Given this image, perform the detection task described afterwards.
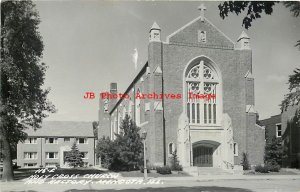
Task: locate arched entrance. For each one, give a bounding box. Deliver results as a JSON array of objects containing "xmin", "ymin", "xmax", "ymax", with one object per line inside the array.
[
  {"xmin": 192, "ymin": 140, "xmax": 220, "ymax": 167},
  {"xmin": 193, "ymin": 145, "xmax": 213, "ymax": 167}
]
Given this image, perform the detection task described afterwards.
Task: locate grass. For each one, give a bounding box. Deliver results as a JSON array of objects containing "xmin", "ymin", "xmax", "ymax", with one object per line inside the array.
[
  {"xmin": 244, "ymin": 169, "xmax": 297, "ymax": 175},
  {"xmin": 120, "ymin": 170, "xmax": 190, "ymax": 177}
]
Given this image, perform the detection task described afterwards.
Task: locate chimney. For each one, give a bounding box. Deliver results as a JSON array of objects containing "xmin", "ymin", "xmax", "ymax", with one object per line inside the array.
[
  {"xmin": 110, "ymin": 82, "xmax": 117, "ymax": 94},
  {"xmin": 109, "ymin": 83, "xmax": 118, "ymax": 112}
]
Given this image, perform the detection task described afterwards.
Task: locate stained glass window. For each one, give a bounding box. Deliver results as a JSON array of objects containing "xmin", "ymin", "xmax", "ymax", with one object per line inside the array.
[{"xmin": 186, "ymin": 60, "xmax": 219, "ymax": 125}]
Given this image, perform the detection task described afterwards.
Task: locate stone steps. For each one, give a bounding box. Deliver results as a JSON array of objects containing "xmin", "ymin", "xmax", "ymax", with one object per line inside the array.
[{"xmin": 183, "ymin": 166, "xmax": 233, "ymax": 176}]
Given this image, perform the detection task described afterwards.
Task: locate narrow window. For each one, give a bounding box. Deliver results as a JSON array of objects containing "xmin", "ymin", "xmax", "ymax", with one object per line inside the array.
[
  {"xmin": 208, "ymin": 104, "xmax": 211, "ymax": 123},
  {"xmin": 198, "ymin": 30, "xmax": 206, "ymax": 43},
  {"xmin": 204, "ymin": 103, "xmax": 207, "ymax": 124},
  {"xmin": 276, "ymin": 124, "xmax": 282, "ymax": 137},
  {"xmin": 197, "ymin": 103, "xmax": 200, "ymax": 124},
  {"xmin": 192, "ymin": 103, "xmax": 195, "ymax": 123},
  {"xmin": 233, "ymin": 142, "xmax": 238, "ymax": 156},
  {"xmin": 213, "ymin": 104, "xmax": 216, "ymax": 124},
  {"xmin": 169, "ymin": 143, "xmax": 174, "ymax": 155},
  {"xmin": 187, "ymin": 103, "xmax": 190, "ymax": 122}
]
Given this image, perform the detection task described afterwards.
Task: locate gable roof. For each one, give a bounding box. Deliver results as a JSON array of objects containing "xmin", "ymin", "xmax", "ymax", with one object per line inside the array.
[
  {"xmin": 166, "ymin": 16, "xmax": 234, "ymax": 48},
  {"xmin": 238, "ymin": 31, "xmax": 250, "ymax": 41},
  {"xmin": 24, "ymin": 121, "xmax": 94, "ymax": 137},
  {"xmin": 150, "ymin": 22, "xmax": 161, "ymax": 31}
]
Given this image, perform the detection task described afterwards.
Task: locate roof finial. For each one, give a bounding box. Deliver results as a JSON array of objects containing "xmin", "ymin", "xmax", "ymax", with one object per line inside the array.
[{"xmin": 198, "ymin": 4, "xmax": 207, "ymax": 22}]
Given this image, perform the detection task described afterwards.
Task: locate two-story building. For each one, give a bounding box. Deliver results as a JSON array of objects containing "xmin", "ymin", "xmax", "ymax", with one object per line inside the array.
[{"xmin": 17, "ymin": 121, "xmax": 95, "ymax": 168}]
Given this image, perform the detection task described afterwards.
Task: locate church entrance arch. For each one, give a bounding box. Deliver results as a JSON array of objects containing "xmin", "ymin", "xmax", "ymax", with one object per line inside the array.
[{"xmin": 192, "ymin": 140, "xmax": 220, "ymax": 167}]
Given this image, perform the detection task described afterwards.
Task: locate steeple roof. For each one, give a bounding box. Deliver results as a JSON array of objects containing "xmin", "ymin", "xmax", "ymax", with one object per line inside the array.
[
  {"xmin": 150, "ymin": 22, "xmax": 161, "ymax": 31},
  {"xmin": 238, "ymin": 31, "xmax": 250, "ymax": 41}
]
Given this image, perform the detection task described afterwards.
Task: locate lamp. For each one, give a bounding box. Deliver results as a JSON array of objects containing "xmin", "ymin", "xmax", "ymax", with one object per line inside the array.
[{"xmin": 141, "ymin": 130, "xmax": 147, "ymax": 180}]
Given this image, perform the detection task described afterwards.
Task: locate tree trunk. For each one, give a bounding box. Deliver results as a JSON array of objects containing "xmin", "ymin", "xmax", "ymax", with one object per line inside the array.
[{"xmin": 2, "ymin": 134, "xmax": 14, "ymax": 181}]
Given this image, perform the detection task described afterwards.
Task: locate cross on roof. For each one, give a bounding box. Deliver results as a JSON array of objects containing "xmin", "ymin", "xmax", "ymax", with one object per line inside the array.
[{"xmin": 198, "ymin": 4, "xmax": 207, "ymax": 21}]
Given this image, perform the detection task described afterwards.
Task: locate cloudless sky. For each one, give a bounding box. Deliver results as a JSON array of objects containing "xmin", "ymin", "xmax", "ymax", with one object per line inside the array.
[{"xmin": 34, "ymin": 1, "xmax": 300, "ymax": 122}]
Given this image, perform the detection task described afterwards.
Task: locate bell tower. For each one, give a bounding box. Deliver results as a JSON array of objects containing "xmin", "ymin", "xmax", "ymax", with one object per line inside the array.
[
  {"xmin": 236, "ymin": 31, "xmax": 251, "ymax": 50},
  {"xmin": 149, "ymin": 22, "xmax": 161, "ymax": 42}
]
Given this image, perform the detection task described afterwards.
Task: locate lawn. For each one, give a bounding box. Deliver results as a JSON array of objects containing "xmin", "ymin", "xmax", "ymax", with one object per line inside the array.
[
  {"xmin": 120, "ymin": 170, "xmax": 191, "ymax": 177},
  {"xmin": 244, "ymin": 169, "xmax": 298, "ymax": 175}
]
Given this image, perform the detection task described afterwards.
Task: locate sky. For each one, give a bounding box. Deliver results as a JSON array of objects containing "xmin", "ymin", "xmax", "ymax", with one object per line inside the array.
[{"xmin": 34, "ymin": 1, "xmax": 300, "ymax": 122}]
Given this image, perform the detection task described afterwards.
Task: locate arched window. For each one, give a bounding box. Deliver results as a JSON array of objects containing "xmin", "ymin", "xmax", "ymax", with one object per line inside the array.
[
  {"xmin": 186, "ymin": 59, "xmax": 219, "ymax": 125},
  {"xmin": 168, "ymin": 142, "xmax": 174, "ymax": 155},
  {"xmin": 135, "ymin": 88, "xmax": 141, "ymax": 126},
  {"xmin": 114, "ymin": 117, "xmax": 117, "ymax": 138},
  {"xmin": 128, "ymin": 100, "xmax": 133, "ymax": 118},
  {"xmin": 122, "ymin": 107, "xmax": 127, "ymax": 120}
]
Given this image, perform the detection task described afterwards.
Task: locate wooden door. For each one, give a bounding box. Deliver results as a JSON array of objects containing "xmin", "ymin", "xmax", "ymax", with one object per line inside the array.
[{"xmin": 193, "ymin": 146, "xmax": 213, "ymax": 167}]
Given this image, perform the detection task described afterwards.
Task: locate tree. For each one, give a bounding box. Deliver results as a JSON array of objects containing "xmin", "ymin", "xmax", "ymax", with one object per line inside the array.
[
  {"xmin": 218, "ymin": 1, "xmax": 300, "ymax": 50},
  {"xmin": 113, "ymin": 114, "xmax": 143, "ymax": 171},
  {"xmin": 265, "ymin": 137, "xmax": 284, "ymax": 166},
  {"xmin": 241, "ymin": 152, "xmax": 250, "ymax": 170},
  {"xmin": 96, "ymin": 136, "xmax": 114, "ymax": 168},
  {"xmin": 280, "ymin": 68, "xmax": 300, "ymax": 111},
  {"xmin": 64, "ymin": 142, "xmax": 84, "ymax": 168},
  {"xmin": 96, "ymin": 115, "xmax": 143, "ymax": 171},
  {"xmin": 0, "ymin": 1, "xmax": 55, "ymax": 181},
  {"xmin": 169, "ymin": 150, "xmax": 183, "ymax": 171},
  {"xmin": 283, "ymin": 109, "xmax": 300, "ymax": 168}
]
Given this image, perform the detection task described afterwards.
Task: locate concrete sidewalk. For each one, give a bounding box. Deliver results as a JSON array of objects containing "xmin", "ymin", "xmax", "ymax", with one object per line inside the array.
[{"xmin": 121, "ymin": 174, "xmax": 300, "ymax": 181}]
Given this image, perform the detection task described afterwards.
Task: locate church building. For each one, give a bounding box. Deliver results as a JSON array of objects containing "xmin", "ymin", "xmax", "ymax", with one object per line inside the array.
[{"xmin": 98, "ymin": 5, "xmax": 265, "ymax": 171}]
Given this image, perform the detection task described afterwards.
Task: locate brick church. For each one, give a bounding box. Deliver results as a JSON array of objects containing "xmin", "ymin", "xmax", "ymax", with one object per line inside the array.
[{"xmin": 98, "ymin": 5, "xmax": 265, "ymax": 171}]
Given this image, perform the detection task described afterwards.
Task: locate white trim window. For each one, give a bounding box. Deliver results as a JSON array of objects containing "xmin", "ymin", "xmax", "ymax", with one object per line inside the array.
[
  {"xmin": 77, "ymin": 138, "xmax": 88, "ymax": 144},
  {"xmin": 186, "ymin": 60, "xmax": 219, "ymax": 125},
  {"xmin": 233, "ymin": 142, "xmax": 238, "ymax": 156},
  {"xmin": 46, "ymin": 152, "xmax": 58, "ymax": 159},
  {"xmin": 64, "ymin": 138, "xmax": 70, "ymax": 142},
  {"xmin": 24, "ymin": 152, "xmax": 37, "ymax": 159},
  {"xmin": 45, "ymin": 137, "xmax": 58, "ymax": 144},
  {"xmin": 80, "ymin": 152, "xmax": 88, "ymax": 159},
  {"xmin": 25, "ymin": 137, "xmax": 37, "ymax": 144},
  {"xmin": 24, "ymin": 163, "xmax": 37, "ymax": 168},
  {"xmin": 276, "ymin": 123, "xmax": 282, "ymax": 138}
]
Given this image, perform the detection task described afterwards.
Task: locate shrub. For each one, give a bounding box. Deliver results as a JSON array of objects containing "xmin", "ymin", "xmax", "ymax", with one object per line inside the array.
[
  {"xmin": 255, "ymin": 163, "xmax": 280, "ymax": 173},
  {"xmin": 265, "ymin": 163, "xmax": 280, "ymax": 172},
  {"xmin": 265, "ymin": 137, "xmax": 284, "ymax": 166},
  {"xmin": 241, "ymin": 152, "xmax": 250, "ymax": 170},
  {"xmin": 96, "ymin": 115, "xmax": 143, "ymax": 171},
  {"xmin": 255, "ymin": 165, "xmax": 269, "ymax": 173},
  {"xmin": 156, "ymin": 166, "xmax": 172, "ymax": 175},
  {"xmin": 170, "ymin": 150, "xmax": 183, "ymax": 171}
]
